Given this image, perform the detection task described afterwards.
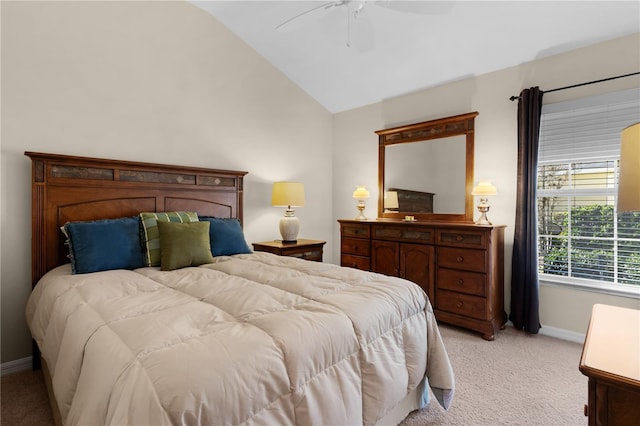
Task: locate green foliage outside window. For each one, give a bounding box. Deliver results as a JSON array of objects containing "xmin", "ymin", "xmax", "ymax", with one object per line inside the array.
[{"xmin": 539, "ymin": 204, "xmax": 640, "ymax": 285}]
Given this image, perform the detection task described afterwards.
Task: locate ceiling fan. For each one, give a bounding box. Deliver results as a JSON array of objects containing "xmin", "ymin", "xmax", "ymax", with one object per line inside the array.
[{"xmin": 275, "ymin": 1, "xmax": 451, "ymax": 51}]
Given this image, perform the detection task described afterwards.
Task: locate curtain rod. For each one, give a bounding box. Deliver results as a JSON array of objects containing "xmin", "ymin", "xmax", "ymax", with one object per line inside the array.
[{"xmin": 509, "ymin": 71, "xmax": 640, "ymax": 101}]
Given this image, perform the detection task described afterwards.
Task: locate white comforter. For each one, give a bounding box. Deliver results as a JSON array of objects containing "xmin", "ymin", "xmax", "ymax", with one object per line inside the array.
[{"xmin": 25, "ymin": 252, "xmax": 454, "ymax": 425}]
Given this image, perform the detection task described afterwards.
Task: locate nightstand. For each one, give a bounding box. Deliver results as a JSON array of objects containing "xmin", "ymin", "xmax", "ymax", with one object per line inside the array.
[
  {"xmin": 579, "ymin": 304, "xmax": 640, "ymax": 425},
  {"xmin": 252, "ymin": 239, "xmax": 326, "ymax": 262}
]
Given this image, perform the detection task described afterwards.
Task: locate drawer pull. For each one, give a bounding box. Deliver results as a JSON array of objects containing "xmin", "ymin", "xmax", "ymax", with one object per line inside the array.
[
  {"xmin": 456, "ymin": 301, "xmax": 463, "ymax": 308},
  {"xmin": 456, "ymin": 256, "xmax": 464, "ymax": 263},
  {"xmin": 456, "ymin": 235, "xmax": 464, "ymax": 241},
  {"xmin": 457, "ymin": 278, "xmax": 464, "ymax": 286}
]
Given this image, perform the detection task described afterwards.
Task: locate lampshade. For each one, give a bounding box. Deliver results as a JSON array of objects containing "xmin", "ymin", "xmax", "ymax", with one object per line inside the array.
[
  {"xmin": 472, "ymin": 180, "xmax": 498, "ymax": 196},
  {"xmin": 352, "ymin": 185, "xmax": 370, "ymax": 200},
  {"xmin": 272, "ymin": 182, "xmax": 305, "ymax": 207},
  {"xmin": 618, "ymin": 123, "xmax": 640, "ymax": 213},
  {"xmin": 384, "ymin": 191, "xmax": 399, "ymax": 209}
]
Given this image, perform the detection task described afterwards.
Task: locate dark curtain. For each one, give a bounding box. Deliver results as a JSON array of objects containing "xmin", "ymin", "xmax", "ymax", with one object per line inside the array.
[{"xmin": 509, "ymin": 87, "xmax": 542, "ymax": 334}]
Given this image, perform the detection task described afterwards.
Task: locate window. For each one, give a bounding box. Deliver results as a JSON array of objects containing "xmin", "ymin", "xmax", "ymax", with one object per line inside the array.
[{"xmin": 537, "ymin": 88, "xmax": 640, "ymax": 296}]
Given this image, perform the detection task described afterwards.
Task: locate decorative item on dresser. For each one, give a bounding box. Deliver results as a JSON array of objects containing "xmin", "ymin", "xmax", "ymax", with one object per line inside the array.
[
  {"xmin": 471, "ymin": 180, "xmax": 498, "ymax": 225},
  {"xmin": 339, "ymin": 219, "xmax": 506, "ymax": 340},
  {"xmin": 579, "ymin": 304, "xmax": 640, "ymax": 425},
  {"xmin": 352, "ymin": 185, "xmax": 370, "ymax": 220},
  {"xmin": 252, "ymin": 239, "xmax": 326, "ymax": 262}
]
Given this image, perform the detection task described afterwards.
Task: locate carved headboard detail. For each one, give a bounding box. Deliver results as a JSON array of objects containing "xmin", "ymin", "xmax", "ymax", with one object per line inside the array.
[{"xmin": 25, "ymin": 151, "xmax": 248, "ymax": 286}]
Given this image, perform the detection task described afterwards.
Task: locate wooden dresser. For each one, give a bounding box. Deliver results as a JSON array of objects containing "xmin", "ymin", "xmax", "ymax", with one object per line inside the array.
[
  {"xmin": 579, "ymin": 304, "xmax": 640, "ymax": 425},
  {"xmin": 339, "ymin": 219, "xmax": 506, "ymax": 340}
]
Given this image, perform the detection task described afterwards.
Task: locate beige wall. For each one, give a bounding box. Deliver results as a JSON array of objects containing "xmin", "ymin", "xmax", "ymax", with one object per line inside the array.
[
  {"xmin": 332, "ymin": 33, "xmax": 640, "ymax": 337},
  {"xmin": 1, "ymin": 1, "xmax": 332, "ymax": 364}
]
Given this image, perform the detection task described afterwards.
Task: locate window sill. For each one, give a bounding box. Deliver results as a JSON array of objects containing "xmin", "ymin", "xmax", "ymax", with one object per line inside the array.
[{"xmin": 540, "ymin": 275, "xmax": 640, "ymax": 299}]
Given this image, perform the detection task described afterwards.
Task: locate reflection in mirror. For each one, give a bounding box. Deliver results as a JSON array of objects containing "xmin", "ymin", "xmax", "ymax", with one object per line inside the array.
[{"xmin": 384, "ymin": 136, "xmax": 466, "ymax": 214}]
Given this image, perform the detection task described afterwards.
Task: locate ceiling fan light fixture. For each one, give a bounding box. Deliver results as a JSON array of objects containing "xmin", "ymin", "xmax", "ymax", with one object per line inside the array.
[{"xmin": 275, "ymin": 0, "xmax": 445, "ymax": 49}]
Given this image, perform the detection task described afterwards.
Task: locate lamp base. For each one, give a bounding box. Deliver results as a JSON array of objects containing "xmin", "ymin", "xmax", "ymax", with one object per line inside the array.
[
  {"xmin": 355, "ymin": 201, "xmax": 367, "ymax": 221},
  {"xmin": 475, "ymin": 203, "xmax": 492, "ymax": 225},
  {"xmin": 279, "ymin": 209, "xmax": 300, "ymax": 242}
]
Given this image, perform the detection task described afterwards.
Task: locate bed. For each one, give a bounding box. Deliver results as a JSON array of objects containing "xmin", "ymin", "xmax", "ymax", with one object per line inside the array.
[{"xmin": 24, "ymin": 152, "xmax": 454, "ymax": 426}]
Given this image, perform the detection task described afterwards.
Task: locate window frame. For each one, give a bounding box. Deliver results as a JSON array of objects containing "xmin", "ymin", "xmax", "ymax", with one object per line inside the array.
[{"xmin": 536, "ymin": 88, "xmax": 640, "ymax": 299}]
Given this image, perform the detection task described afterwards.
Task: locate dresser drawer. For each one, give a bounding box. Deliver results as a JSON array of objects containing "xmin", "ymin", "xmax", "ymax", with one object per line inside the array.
[
  {"xmin": 436, "ymin": 289, "xmax": 487, "ymax": 320},
  {"xmin": 288, "ymin": 249, "xmax": 323, "ymax": 262},
  {"xmin": 438, "ymin": 247, "xmax": 486, "ymax": 273},
  {"xmin": 437, "ymin": 268, "xmax": 486, "ymax": 296},
  {"xmin": 437, "ymin": 229, "xmax": 487, "ymax": 249},
  {"xmin": 373, "ymin": 225, "xmax": 434, "ymax": 244},
  {"xmin": 342, "ymin": 223, "xmax": 370, "ymax": 239},
  {"xmin": 341, "ymin": 254, "xmax": 371, "ymax": 271},
  {"xmin": 341, "ymin": 237, "xmax": 371, "ymax": 256}
]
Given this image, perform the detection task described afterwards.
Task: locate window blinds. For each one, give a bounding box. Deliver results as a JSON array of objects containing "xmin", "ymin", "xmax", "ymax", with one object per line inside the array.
[{"xmin": 539, "ymin": 88, "xmax": 640, "ymax": 164}]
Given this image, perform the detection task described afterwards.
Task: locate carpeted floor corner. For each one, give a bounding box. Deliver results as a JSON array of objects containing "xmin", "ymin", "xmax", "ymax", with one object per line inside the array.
[{"xmin": 1, "ymin": 367, "xmax": 54, "ymax": 426}]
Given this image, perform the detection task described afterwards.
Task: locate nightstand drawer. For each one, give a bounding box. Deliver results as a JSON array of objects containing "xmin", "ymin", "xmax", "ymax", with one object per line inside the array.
[
  {"xmin": 437, "ymin": 230, "xmax": 487, "ymax": 249},
  {"xmin": 342, "ymin": 223, "xmax": 370, "ymax": 239},
  {"xmin": 342, "ymin": 237, "xmax": 370, "ymax": 256},
  {"xmin": 341, "ymin": 254, "xmax": 370, "ymax": 271},
  {"xmin": 438, "ymin": 247, "xmax": 486, "ymax": 273},
  {"xmin": 252, "ymin": 239, "xmax": 325, "ymax": 262},
  {"xmin": 437, "ymin": 268, "xmax": 486, "ymax": 296},
  {"xmin": 436, "ymin": 289, "xmax": 487, "ymax": 320},
  {"xmin": 288, "ymin": 249, "xmax": 323, "ymax": 262}
]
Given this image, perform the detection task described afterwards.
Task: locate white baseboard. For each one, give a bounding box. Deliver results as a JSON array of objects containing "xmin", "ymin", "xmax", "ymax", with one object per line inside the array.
[
  {"xmin": 1, "ymin": 356, "xmax": 32, "ymax": 376},
  {"xmin": 505, "ymin": 321, "xmax": 585, "ymax": 344},
  {"xmin": 539, "ymin": 325, "xmax": 586, "ymax": 344}
]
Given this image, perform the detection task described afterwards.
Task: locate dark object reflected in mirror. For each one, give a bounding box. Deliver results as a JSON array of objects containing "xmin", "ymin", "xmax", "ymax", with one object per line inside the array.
[
  {"xmin": 376, "ymin": 112, "xmax": 478, "ymax": 222},
  {"xmin": 388, "ymin": 188, "xmax": 434, "ymax": 213}
]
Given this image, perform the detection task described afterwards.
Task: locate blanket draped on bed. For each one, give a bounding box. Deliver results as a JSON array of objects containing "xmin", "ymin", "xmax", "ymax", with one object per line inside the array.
[{"xmin": 25, "ymin": 252, "xmax": 454, "ymax": 425}]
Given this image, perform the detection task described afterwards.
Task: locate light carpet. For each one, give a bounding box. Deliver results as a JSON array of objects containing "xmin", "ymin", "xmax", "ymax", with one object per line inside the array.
[{"xmin": 400, "ymin": 325, "xmax": 587, "ymax": 425}]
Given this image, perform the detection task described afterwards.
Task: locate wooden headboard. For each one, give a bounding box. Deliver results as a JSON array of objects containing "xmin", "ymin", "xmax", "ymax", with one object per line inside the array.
[{"xmin": 25, "ymin": 152, "xmax": 248, "ymax": 286}]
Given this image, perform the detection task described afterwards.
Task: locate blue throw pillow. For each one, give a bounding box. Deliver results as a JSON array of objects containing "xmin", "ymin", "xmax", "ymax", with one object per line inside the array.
[
  {"xmin": 199, "ymin": 217, "xmax": 252, "ymax": 256},
  {"xmin": 64, "ymin": 217, "xmax": 146, "ymax": 274}
]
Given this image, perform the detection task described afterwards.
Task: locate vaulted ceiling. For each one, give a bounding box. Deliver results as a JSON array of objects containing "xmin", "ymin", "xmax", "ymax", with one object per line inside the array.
[{"xmin": 193, "ymin": 1, "xmax": 640, "ymax": 113}]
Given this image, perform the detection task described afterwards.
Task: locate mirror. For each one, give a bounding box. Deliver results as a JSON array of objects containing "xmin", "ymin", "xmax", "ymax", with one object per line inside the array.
[{"xmin": 376, "ymin": 112, "xmax": 478, "ymax": 222}]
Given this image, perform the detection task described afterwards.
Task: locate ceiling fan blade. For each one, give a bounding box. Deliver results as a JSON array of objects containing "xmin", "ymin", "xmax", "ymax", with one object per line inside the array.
[
  {"xmin": 275, "ymin": 1, "xmax": 345, "ymax": 32},
  {"xmin": 374, "ymin": 1, "xmax": 453, "ymax": 15}
]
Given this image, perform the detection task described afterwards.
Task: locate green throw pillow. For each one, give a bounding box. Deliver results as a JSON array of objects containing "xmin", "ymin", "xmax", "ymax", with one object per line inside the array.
[
  {"xmin": 140, "ymin": 211, "xmax": 199, "ymax": 266},
  {"xmin": 157, "ymin": 221, "xmax": 215, "ymax": 271}
]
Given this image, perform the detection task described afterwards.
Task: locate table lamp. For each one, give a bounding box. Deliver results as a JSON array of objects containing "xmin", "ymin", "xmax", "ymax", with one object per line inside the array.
[
  {"xmin": 272, "ymin": 182, "xmax": 305, "ymax": 242},
  {"xmin": 472, "ymin": 180, "xmax": 497, "ymax": 225},
  {"xmin": 353, "ymin": 185, "xmax": 370, "ymax": 220}
]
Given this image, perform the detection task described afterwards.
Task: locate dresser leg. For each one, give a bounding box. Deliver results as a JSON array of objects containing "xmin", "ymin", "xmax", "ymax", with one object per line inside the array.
[{"xmin": 481, "ymin": 333, "xmax": 495, "ymax": 341}]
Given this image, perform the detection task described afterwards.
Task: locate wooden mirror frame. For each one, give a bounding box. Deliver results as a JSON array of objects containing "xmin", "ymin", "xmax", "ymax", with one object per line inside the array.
[{"xmin": 376, "ymin": 111, "xmax": 478, "ymax": 222}]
